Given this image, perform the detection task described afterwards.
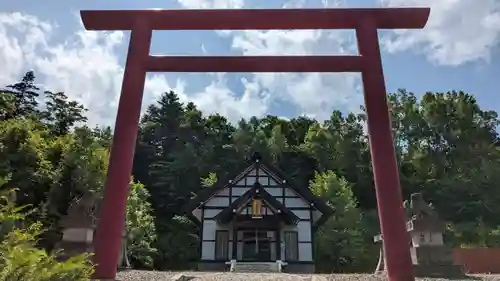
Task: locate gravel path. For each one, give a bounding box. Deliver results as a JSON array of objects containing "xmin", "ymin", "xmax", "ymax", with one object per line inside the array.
[{"xmin": 116, "ymin": 270, "xmax": 500, "ymax": 281}]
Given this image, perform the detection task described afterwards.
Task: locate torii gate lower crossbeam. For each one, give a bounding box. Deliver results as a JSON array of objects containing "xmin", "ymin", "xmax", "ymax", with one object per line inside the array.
[{"xmin": 80, "ymin": 8, "xmax": 430, "ymax": 281}]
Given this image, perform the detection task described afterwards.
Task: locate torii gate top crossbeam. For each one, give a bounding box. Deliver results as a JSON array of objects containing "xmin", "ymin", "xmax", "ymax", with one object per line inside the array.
[
  {"xmin": 80, "ymin": 8, "xmax": 430, "ymax": 30},
  {"xmin": 79, "ymin": 8, "xmax": 430, "ymax": 73}
]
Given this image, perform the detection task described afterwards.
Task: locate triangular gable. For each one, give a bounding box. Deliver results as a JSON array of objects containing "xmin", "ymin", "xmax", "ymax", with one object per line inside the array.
[
  {"xmin": 236, "ymin": 196, "xmax": 278, "ymax": 215},
  {"xmin": 214, "ymin": 182, "xmax": 299, "ymax": 225},
  {"xmin": 183, "ymin": 152, "xmax": 334, "ymax": 229}
]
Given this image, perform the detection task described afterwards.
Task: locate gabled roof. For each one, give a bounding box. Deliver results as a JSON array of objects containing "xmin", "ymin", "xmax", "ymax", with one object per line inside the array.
[
  {"xmin": 183, "ymin": 152, "xmax": 334, "ymax": 228},
  {"xmin": 214, "ymin": 182, "xmax": 300, "ymax": 225}
]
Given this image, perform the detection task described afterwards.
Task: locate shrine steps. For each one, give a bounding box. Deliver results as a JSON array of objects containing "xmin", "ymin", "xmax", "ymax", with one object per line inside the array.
[{"xmin": 227, "ymin": 261, "xmax": 286, "ymax": 273}]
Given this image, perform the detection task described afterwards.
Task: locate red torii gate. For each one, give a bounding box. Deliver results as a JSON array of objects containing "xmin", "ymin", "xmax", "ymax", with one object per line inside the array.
[{"xmin": 80, "ymin": 8, "xmax": 430, "ymax": 281}]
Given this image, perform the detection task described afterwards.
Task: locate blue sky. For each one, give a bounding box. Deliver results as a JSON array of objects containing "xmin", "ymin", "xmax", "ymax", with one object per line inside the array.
[{"xmin": 0, "ymin": 0, "xmax": 499, "ymax": 126}]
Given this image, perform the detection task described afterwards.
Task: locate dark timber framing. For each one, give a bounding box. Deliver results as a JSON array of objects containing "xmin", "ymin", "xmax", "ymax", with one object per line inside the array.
[
  {"xmin": 184, "ymin": 152, "xmax": 334, "ymax": 227},
  {"xmin": 184, "ymin": 152, "xmax": 335, "ymax": 269},
  {"xmin": 214, "ymin": 182, "xmax": 300, "ymax": 225}
]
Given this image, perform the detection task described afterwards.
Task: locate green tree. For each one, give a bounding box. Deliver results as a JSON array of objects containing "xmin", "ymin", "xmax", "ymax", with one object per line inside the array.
[
  {"xmin": 41, "ymin": 91, "xmax": 88, "ymax": 136},
  {"xmin": 0, "ymin": 118, "xmax": 53, "ymax": 208},
  {"xmin": 2, "ymin": 69, "xmax": 499, "ymax": 273},
  {"xmin": 2, "ymin": 71, "xmax": 40, "ymax": 119},
  {"xmin": 0, "ymin": 188, "xmax": 94, "ymax": 280},
  {"xmin": 388, "ymin": 90, "xmax": 500, "ymax": 225},
  {"xmin": 0, "ymin": 92, "xmax": 16, "ymax": 120},
  {"xmin": 201, "ymin": 172, "xmax": 218, "ymax": 188},
  {"xmin": 126, "ymin": 180, "xmax": 157, "ymax": 268},
  {"xmin": 310, "ymin": 171, "xmax": 366, "ymax": 272},
  {"xmin": 154, "ymin": 216, "xmax": 199, "ymax": 270}
]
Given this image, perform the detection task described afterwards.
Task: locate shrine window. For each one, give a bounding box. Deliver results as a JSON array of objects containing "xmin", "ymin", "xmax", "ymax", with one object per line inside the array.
[
  {"xmin": 215, "ymin": 230, "xmax": 229, "ymax": 260},
  {"xmin": 284, "ymin": 231, "xmax": 299, "ymax": 261}
]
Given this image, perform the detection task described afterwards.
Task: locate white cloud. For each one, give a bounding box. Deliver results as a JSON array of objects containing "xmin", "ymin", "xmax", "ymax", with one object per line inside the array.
[
  {"xmin": 189, "ymin": 74, "xmax": 271, "ymax": 120},
  {"xmin": 174, "ymin": 0, "xmax": 364, "ymax": 121},
  {"xmin": 227, "ymin": 28, "xmax": 362, "ymax": 120},
  {"xmin": 0, "ymin": 12, "xmax": 130, "ymax": 125},
  {"xmin": 4, "ymin": 0, "xmax": 495, "ymax": 127},
  {"xmin": 34, "ymin": 30, "xmax": 126, "ymax": 126},
  {"xmin": 0, "ymin": 0, "xmax": 373, "ymax": 127},
  {"xmin": 0, "ymin": 11, "xmax": 257, "ymax": 126},
  {"xmin": 0, "ymin": 13, "xmax": 51, "ymax": 85},
  {"xmin": 144, "ymin": 73, "xmax": 270, "ymax": 121},
  {"xmin": 380, "ymin": 0, "xmax": 500, "ymax": 66}
]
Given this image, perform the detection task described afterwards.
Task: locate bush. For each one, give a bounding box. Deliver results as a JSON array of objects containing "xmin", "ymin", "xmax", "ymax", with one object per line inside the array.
[
  {"xmin": 309, "ymin": 171, "xmax": 366, "ymax": 272},
  {"xmin": 126, "ymin": 180, "xmax": 158, "ymax": 269},
  {"xmin": 0, "ymin": 189, "xmax": 95, "ymax": 281}
]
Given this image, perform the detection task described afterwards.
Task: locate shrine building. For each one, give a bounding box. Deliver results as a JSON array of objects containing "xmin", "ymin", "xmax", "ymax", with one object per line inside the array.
[{"xmin": 184, "ymin": 152, "xmax": 334, "ymax": 273}]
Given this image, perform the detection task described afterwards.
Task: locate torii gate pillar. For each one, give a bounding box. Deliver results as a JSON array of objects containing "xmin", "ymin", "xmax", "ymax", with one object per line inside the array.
[{"xmin": 80, "ymin": 8, "xmax": 430, "ymax": 281}]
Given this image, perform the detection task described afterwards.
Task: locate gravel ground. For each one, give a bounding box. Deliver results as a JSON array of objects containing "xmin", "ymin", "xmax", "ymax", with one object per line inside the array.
[{"xmin": 116, "ymin": 270, "xmax": 500, "ymax": 281}]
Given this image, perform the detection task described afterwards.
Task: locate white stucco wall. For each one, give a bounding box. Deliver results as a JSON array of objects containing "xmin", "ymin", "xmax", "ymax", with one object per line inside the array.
[
  {"xmin": 205, "ymin": 196, "xmax": 230, "ymax": 207},
  {"xmin": 198, "ymin": 164, "xmax": 321, "ymax": 262},
  {"xmin": 281, "ymin": 214, "xmax": 313, "ymax": 262},
  {"xmin": 201, "ymin": 219, "xmax": 217, "ymax": 259},
  {"xmin": 201, "ymin": 220, "xmax": 234, "ymax": 260}
]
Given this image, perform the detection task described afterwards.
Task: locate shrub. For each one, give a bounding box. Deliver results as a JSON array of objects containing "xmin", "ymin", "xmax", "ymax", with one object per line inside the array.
[
  {"xmin": 126, "ymin": 180, "xmax": 158, "ymax": 269},
  {"xmin": 0, "ymin": 188, "xmax": 95, "ymax": 281}
]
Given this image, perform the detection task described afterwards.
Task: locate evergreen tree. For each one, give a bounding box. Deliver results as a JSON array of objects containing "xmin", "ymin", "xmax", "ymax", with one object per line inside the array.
[
  {"xmin": 2, "ymin": 71, "xmax": 40, "ymax": 119},
  {"xmin": 41, "ymin": 91, "xmax": 88, "ymax": 136}
]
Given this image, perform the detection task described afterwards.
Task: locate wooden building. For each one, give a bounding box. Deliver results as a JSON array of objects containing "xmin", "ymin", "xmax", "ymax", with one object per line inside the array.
[{"xmin": 184, "ymin": 152, "xmax": 334, "ymax": 273}]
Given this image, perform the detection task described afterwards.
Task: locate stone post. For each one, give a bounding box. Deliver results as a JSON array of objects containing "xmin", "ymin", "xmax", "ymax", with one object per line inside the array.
[
  {"xmin": 374, "ymin": 234, "xmax": 385, "ymax": 273},
  {"xmin": 374, "ymin": 193, "xmax": 465, "ymax": 277},
  {"xmin": 117, "ymin": 227, "xmax": 131, "ymax": 269},
  {"xmin": 56, "ymin": 191, "xmax": 97, "ymax": 260}
]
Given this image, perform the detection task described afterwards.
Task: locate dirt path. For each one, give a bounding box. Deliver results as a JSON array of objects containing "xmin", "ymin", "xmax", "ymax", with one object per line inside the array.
[{"xmin": 116, "ymin": 270, "xmax": 499, "ymax": 281}]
